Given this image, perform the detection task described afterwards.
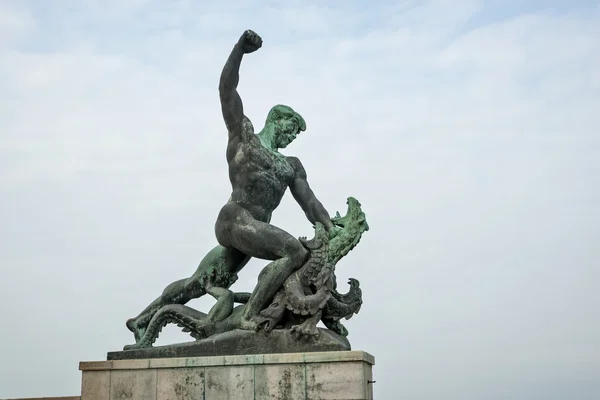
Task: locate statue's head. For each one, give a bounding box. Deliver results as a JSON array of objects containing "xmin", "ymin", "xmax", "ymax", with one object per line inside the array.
[{"xmin": 265, "ymin": 104, "xmax": 306, "ymax": 149}]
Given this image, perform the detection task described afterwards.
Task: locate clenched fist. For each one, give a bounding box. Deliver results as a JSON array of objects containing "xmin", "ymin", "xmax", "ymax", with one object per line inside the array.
[{"xmin": 239, "ymin": 29, "xmax": 262, "ymax": 54}]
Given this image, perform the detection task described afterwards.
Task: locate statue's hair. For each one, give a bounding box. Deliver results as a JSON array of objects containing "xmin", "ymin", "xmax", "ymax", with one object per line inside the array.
[{"xmin": 266, "ymin": 104, "xmax": 306, "ymax": 131}]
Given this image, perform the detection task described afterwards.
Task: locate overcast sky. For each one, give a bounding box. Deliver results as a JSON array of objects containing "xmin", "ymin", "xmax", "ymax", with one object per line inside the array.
[{"xmin": 1, "ymin": 0, "xmax": 599, "ymax": 399}]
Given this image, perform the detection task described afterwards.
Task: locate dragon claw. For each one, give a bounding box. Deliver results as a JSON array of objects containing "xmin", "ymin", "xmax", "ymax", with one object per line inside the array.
[{"xmin": 290, "ymin": 321, "xmax": 320, "ymax": 340}]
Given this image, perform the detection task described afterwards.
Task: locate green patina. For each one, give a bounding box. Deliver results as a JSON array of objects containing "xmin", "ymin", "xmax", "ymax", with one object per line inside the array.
[{"xmin": 121, "ymin": 30, "xmax": 369, "ymax": 355}]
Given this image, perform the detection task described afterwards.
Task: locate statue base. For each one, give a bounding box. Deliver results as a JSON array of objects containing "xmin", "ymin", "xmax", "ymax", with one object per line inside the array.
[
  {"xmin": 108, "ymin": 328, "xmax": 350, "ymax": 360},
  {"xmin": 80, "ymin": 350, "xmax": 375, "ymax": 399}
]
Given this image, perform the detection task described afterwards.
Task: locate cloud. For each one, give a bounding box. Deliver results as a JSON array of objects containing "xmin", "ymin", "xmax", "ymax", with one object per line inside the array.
[
  {"xmin": 1, "ymin": 1, "xmax": 599, "ymax": 399},
  {"xmin": 0, "ymin": 2, "xmax": 35, "ymax": 40}
]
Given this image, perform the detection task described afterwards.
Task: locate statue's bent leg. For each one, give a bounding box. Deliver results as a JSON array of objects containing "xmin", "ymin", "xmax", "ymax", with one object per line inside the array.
[
  {"xmin": 126, "ymin": 278, "xmax": 203, "ymax": 342},
  {"xmin": 205, "ymin": 285, "xmax": 235, "ymax": 322},
  {"xmin": 189, "ymin": 245, "xmax": 250, "ymax": 281},
  {"xmin": 233, "ymin": 292, "xmax": 251, "ymax": 303},
  {"xmin": 215, "ymin": 203, "xmax": 309, "ymax": 330},
  {"xmin": 126, "ymin": 245, "xmax": 249, "ymax": 342}
]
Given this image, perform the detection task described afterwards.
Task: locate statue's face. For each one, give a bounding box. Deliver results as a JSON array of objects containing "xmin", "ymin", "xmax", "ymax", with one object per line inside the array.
[{"xmin": 274, "ymin": 117, "xmax": 301, "ymax": 149}]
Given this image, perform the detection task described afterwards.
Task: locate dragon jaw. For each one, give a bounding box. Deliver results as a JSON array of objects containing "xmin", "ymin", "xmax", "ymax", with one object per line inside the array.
[{"xmin": 328, "ymin": 197, "xmax": 369, "ymax": 265}]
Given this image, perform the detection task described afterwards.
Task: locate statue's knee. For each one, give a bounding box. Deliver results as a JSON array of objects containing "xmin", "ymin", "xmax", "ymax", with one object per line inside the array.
[
  {"xmin": 257, "ymin": 267, "xmax": 269, "ymax": 281},
  {"xmin": 221, "ymin": 290, "xmax": 234, "ymax": 303},
  {"xmin": 288, "ymin": 243, "xmax": 309, "ymax": 267}
]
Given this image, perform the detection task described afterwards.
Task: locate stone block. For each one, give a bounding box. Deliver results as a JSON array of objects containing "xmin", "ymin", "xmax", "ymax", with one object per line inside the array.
[
  {"xmin": 306, "ymin": 361, "xmax": 367, "ymax": 400},
  {"xmin": 81, "ymin": 370, "xmax": 109, "ymax": 400},
  {"xmin": 204, "ymin": 365, "xmax": 254, "ymax": 399},
  {"xmin": 262, "ymin": 352, "xmax": 305, "ymax": 364},
  {"xmin": 254, "ymin": 363, "xmax": 306, "ymax": 400},
  {"xmin": 109, "ymin": 369, "xmax": 157, "ymax": 400},
  {"xmin": 156, "ymin": 368, "xmax": 205, "ymax": 400}
]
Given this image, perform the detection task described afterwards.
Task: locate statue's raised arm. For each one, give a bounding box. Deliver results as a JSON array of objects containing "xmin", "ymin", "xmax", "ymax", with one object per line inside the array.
[{"xmin": 219, "ymin": 30, "xmax": 262, "ymax": 140}]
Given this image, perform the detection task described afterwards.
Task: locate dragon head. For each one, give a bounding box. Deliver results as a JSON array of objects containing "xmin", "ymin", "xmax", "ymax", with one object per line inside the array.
[
  {"xmin": 347, "ymin": 277, "xmax": 360, "ymax": 288},
  {"xmin": 328, "ymin": 197, "xmax": 369, "ymax": 265}
]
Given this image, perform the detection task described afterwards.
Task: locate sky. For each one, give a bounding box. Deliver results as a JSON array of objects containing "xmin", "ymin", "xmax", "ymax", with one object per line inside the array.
[{"xmin": 0, "ymin": 0, "xmax": 599, "ymax": 399}]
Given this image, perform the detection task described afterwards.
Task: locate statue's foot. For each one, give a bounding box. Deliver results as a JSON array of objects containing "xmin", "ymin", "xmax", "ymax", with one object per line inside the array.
[
  {"xmin": 126, "ymin": 318, "xmax": 146, "ymax": 342},
  {"xmin": 290, "ymin": 320, "xmax": 320, "ymax": 340},
  {"xmin": 123, "ymin": 341, "xmax": 151, "ymax": 351}
]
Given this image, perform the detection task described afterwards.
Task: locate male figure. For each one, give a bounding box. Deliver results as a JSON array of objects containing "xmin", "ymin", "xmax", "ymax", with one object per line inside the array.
[
  {"xmin": 216, "ymin": 29, "xmax": 339, "ymax": 329},
  {"xmin": 126, "ymin": 29, "xmax": 337, "ymax": 339}
]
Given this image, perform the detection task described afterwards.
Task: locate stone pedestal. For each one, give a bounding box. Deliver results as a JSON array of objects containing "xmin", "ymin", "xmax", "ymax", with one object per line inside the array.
[{"xmin": 80, "ymin": 350, "xmax": 375, "ymax": 400}]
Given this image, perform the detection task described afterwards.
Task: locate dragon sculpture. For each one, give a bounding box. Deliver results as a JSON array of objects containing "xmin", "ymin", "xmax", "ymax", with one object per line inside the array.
[{"xmin": 123, "ymin": 197, "xmax": 368, "ymax": 350}]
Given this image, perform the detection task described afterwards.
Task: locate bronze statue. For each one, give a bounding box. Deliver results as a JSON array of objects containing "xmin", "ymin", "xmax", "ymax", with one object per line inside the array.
[{"xmin": 122, "ymin": 30, "xmax": 367, "ymax": 355}]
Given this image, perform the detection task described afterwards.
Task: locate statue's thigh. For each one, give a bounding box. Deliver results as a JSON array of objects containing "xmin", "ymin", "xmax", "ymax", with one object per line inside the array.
[
  {"xmin": 229, "ymin": 218, "xmax": 301, "ymax": 261},
  {"xmin": 190, "ymin": 245, "xmax": 249, "ymax": 281}
]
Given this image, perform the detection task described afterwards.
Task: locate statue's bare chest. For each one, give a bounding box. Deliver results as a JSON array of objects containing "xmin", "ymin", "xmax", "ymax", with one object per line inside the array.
[{"xmin": 231, "ymin": 141, "xmax": 295, "ymax": 184}]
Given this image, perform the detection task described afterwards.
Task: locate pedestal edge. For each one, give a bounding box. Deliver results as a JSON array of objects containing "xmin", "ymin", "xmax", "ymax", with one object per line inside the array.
[{"xmin": 79, "ymin": 350, "xmax": 375, "ymax": 371}]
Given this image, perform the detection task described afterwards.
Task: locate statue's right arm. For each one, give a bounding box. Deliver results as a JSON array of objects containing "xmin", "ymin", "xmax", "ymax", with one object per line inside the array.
[
  {"xmin": 219, "ymin": 30, "xmax": 262, "ymax": 141},
  {"xmin": 219, "ymin": 42, "xmax": 245, "ymax": 139}
]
